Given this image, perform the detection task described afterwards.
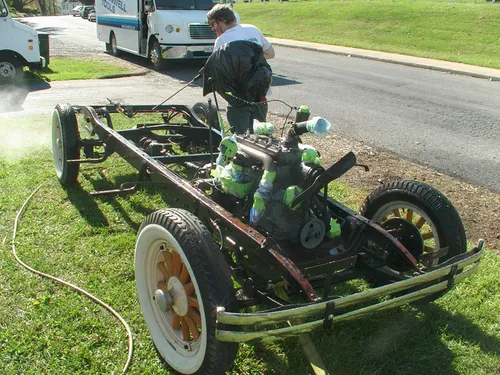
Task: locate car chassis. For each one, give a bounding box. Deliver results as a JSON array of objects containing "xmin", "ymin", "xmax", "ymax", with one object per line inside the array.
[{"xmin": 51, "ymin": 101, "xmax": 484, "ymax": 375}]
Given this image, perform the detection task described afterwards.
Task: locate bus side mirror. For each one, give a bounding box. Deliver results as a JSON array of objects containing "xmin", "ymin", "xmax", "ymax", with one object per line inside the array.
[{"xmin": 145, "ymin": 0, "xmax": 155, "ymax": 12}]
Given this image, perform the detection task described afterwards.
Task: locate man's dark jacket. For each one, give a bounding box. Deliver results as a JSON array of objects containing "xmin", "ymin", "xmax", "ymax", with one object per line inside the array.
[{"xmin": 202, "ymin": 40, "xmax": 272, "ymax": 108}]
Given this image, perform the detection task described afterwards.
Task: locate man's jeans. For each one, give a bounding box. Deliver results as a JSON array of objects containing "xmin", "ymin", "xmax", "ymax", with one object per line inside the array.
[{"xmin": 227, "ymin": 102, "xmax": 268, "ymax": 134}]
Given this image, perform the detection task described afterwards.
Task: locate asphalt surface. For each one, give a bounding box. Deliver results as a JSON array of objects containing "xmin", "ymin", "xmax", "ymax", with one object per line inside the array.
[{"xmin": 267, "ymin": 43, "xmax": 500, "ymax": 194}]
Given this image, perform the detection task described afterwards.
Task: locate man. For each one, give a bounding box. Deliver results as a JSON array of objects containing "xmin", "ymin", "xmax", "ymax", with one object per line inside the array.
[
  {"xmin": 208, "ymin": 5, "xmax": 275, "ymax": 59},
  {"xmin": 203, "ymin": 4, "xmax": 275, "ymax": 134}
]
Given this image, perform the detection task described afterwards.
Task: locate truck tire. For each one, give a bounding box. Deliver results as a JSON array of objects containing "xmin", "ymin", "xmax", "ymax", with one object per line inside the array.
[
  {"xmin": 135, "ymin": 209, "xmax": 238, "ymax": 375},
  {"xmin": 150, "ymin": 40, "xmax": 167, "ymax": 71},
  {"xmin": 51, "ymin": 103, "xmax": 80, "ymax": 187},
  {"xmin": 0, "ymin": 57, "xmax": 23, "ymax": 84},
  {"xmin": 109, "ymin": 32, "xmax": 120, "ymax": 57}
]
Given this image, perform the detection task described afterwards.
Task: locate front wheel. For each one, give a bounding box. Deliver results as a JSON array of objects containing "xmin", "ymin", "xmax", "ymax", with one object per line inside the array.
[
  {"xmin": 52, "ymin": 103, "xmax": 80, "ymax": 187},
  {"xmin": 0, "ymin": 57, "xmax": 23, "ymax": 84},
  {"xmin": 359, "ymin": 180, "xmax": 467, "ymax": 269},
  {"xmin": 135, "ymin": 209, "xmax": 238, "ymax": 375},
  {"xmin": 150, "ymin": 40, "xmax": 167, "ymax": 71}
]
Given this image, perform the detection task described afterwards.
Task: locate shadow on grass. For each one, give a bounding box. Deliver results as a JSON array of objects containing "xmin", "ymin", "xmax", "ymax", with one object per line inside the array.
[
  {"xmin": 71, "ymin": 169, "xmax": 175, "ymax": 231},
  {"xmin": 25, "ymin": 67, "xmax": 54, "ymax": 83},
  {"xmin": 81, "ymin": 170, "xmax": 147, "ymax": 231},
  {"xmin": 66, "ymin": 183, "xmax": 109, "ymax": 227},
  {"xmin": 250, "ymin": 302, "xmax": 500, "ymax": 375}
]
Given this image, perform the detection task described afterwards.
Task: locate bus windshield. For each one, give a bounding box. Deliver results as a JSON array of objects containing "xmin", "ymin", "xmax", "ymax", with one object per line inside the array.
[{"xmin": 154, "ymin": 0, "xmax": 219, "ymax": 11}]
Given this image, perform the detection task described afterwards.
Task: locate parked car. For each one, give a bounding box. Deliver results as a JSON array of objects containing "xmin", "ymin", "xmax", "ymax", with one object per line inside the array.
[
  {"xmin": 70, "ymin": 5, "xmax": 83, "ymax": 16},
  {"xmin": 88, "ymin": 10, "xmax": 96, "ymax": 22},
  {"xmin": 80, "ymin": 6, "xmax": 94, "ymax": 19}
]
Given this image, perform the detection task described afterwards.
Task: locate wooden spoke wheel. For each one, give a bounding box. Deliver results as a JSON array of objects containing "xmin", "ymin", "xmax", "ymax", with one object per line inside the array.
[
  {"xmin": 135, "ymin": 209, "xmax": 237, "ymax": 375},
  {"xmin": 372, "ymin": 201, "xmax": 439, "ymax": 260},
  {"xmin": 360, "ymin": 180, "xmax": 467, "ymax": 271}
]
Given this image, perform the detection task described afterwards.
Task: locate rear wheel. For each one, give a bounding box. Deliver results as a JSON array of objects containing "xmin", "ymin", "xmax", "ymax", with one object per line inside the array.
[
  {"xmin": 135, "ymin": 209, "xmax": 238, "ymax": 375},
  {"xmin": 109, "ymin": 32, "xmax": 120, "ymax": 56},
  {"xmin": 52, "ymin": 103, "xmax": 80, "ymax": 187},
  {"xmin": 360, "ymin": 180, "xmax": 467, "ymax": 270},
  {"xmin": 150, "ymin": 40, "xmax": 167, "ymax": 71},
  {"xmin": 193, "ymin": 101, "xmax": 219, "ymax": 130},
  {"xmin": 0, "ymin": 57, "xmax": 22, "ymax": 84}
]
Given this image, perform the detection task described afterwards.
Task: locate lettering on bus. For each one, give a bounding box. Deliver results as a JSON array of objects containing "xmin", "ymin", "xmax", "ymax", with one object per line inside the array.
[{"xmin": 102, "ymin": 0, "xmax": 127, "ymax": 13}]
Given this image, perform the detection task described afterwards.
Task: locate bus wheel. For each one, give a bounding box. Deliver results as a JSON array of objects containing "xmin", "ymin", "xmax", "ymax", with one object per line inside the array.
[
  {"xmin": 109, "ymin": 32, "xmax": 121, "ymax": 57},
  {"xmin": 150, "ymin": 40, "xmax": 167, "ymax": 71}
]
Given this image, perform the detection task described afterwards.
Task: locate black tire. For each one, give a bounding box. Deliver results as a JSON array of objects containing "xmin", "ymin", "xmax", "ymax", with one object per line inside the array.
[
  {"xmin": 135, "ymin": 209, "xmax": 238, "ymax": 375},
  {"xmin": 150, "ymin": 40, "xmax": 167, "ymax": 71},
  {"xmin": 0, "ymin": 57, "xmax": 23, "ymax": 84},
  {"xmin": 193, "ymin": 101, "xmax": 220, "ymax": 130},
  {"xmin": 359, "ymin": 180, "xmax": 467, "ymax": 269},
  {"xmin": 110, "ymin": 32, "xmax": 120, "ymax": 56},
  {"xmin": 51, "ymin": 103, "xmax": 80, "ymax": 187}
]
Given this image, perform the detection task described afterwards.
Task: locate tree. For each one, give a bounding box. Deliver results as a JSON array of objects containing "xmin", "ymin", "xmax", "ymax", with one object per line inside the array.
[
  {"xmin": 11, "ymin": 0, "xmax": 37, "ymax": 12},
  {"xmin": 37, "ymin": 0, "xmax": 59, "ymax": 15}
]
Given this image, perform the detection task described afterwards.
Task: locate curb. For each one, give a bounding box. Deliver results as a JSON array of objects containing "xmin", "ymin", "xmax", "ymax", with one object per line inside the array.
[{"xmin": 269, "ymin": 39, "xmax": 500, "ymax": 82}]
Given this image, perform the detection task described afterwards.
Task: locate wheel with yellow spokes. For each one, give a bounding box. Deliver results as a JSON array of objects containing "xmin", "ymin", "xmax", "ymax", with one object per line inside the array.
[
  {"xmin": 359, "ymin": 180, "xmax": 467, "ymax": 272},
  {"xmin": 135, "ymin": 209, "xmax": 237, "ymax": 375}
]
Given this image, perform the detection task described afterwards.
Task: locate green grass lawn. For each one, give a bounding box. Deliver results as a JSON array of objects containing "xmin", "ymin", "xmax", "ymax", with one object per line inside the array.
[
  {"xmin": 234, "ymin": 0, "xmax": 500, "ymax": 69},
  {"xmin": 27, "ymin": 59, "xmax": 132, "ymax": 81},
  {"xmin": 0, "ymin": 113, "xmax": 499, "ymax": 374}
]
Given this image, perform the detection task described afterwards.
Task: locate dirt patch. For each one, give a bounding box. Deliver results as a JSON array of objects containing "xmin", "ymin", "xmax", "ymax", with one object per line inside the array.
[{"xmin": 267, "ymin": 113, "xmax": 500, "ymax": 251}]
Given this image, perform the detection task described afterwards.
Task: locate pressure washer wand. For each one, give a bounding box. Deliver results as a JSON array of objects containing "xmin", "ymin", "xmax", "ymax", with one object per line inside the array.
[{"xmin": 153, "ymin": 68, "xmax": 204, "ymax": 111}]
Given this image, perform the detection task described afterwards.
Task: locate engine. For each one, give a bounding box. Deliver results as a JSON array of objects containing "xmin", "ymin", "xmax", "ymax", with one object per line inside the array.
[{"xmin": 196, "ymin": 116, "xmax": 346, "ymax": 250}]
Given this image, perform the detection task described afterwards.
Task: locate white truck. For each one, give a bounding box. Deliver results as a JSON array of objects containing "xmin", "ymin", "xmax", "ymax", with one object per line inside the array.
[
  {"xmin": 96, "ymin": 0, "xmax": 230, "ymax": 70},
  {"xmin": 0, "ymin": 0, "xmax": 49, "ymax": 83}
]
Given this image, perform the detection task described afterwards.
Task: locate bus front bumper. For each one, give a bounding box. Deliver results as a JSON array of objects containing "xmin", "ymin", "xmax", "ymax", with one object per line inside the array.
[
  {"xmin": 27, "ymin": 56, "xmax": 47, "ymax": 70},
  {"xmin": 160, "ymin": 44, "xmax": 214, "ymax": 60}
]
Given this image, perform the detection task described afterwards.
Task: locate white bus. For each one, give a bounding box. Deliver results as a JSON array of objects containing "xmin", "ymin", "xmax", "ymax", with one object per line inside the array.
[{"xmin": 96, "ymin": 0, "xmax": 230, "ymax": 70}]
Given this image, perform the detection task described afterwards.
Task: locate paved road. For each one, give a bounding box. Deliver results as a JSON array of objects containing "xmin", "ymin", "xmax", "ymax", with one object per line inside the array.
[
  {"xmin": 4, "ymin": 15, "xmax": 500, "ymax": 193},
  {"xmin": 272, "ymin": 47, "xmax": 500, "ymax": 194}
]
